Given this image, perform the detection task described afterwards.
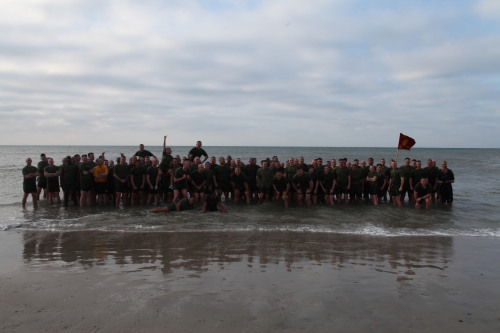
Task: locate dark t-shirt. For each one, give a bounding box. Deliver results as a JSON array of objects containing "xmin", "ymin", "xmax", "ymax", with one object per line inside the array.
[
  {"xmin": 244, "ymin": 164, "xmax": 260, "ymax": 185},
  {"xmin": 411, "ymin": 168, "xmax": 425, "ymax": 186},
  {"xmin": 390, "ymin": 168, "xmax": 402, "ymax": 187},
  {"xmin": 257, "ymin": 168, "xmax": 274, "ymax": 188},
  {"xmin": 414, "ymin": 182, "xmax": 432, "ymax": 198},
  {"xmin": 273, "ymin": 177, "xmax": 288, "ymax": 192},
  {"xmin": 204, "ymin": 196, "xmax": 220, "ymax": 211},
  {"xmin": 60, "ymin": 163, "xmax": 78, "ymax": 186},
  {"xmin": 135, "ymin": 149, "xmax": 154, "ymax": 158},
  {"xmin": 320, "ymin": 172, "xmax": 335, "ymax": 189},
  {"xmin": 37, "ymin": 160, "xmax": 49, "ymax": 183},
  {"xmin": 214, "ymin": 164, "xmax": 231, "ymax": 185},
  {"xmin": 366, "ymin": 171, "xmax": 378, "ymax": 184},
  {"xmin": 231, "ymin": 173, "xmax": 247, "ymax": 188},
  {"xmin": 291, "ymin": 173, "xmax": 312, "ymax": 191},
  {"xmin": 399, "ymin": 165, "xmax": 413, "ymax": 180},
  {"xmin": 130, "ymin": 166, "xmax": 145, "ymax": 187},
  {"xmin": 44, "ymin": 165, "xmax": 60, "ymax": 188},
  {"xmin": 147, "ymin": 166, "xmax": 159, "ymax": 186},
  {"xmin": 177, "ymin": 198, "xmax": 194, "ymax": 211},
  {"xmin": 377, "ymin": 171, "xmax": 387, "ymax": 188},
  {"xmin": 79, "ymin": 162, "xmax": 93, "ymax": 188},
  {"xmin": 361, "ymin": 167, "xmax": 370, "ymax": 179},
  {"xmin": 191, "ymin": 170, "xmax": 207, "ymax": 187},
  {"xmin": 350, "ymin": 169, "xmax": 362, "ymax": 186},
  {"xmin": 423, "ymin": 167, "xmax": 439, "ymax": 184},
  {"xmin": 161, "ymin": 153, "xmax": 173, "ymax": 167},
  {"xmin": 174, "ymin": 168, "xmax": 190, "ymax": 187},
  {"xmin": 22, "ymin": 166, "xmax": 38, "ymax": 192},
  {"xmin": 437, "ymin": 169, "xmax": 455, "ymax": 183},
  {"xmin": 188, "ymin": 147, "xmax": 208, "ymax": 161},
  {"xmin": 285, "ymin": 164, "xmax": 297, "ymax": 180},
  {"xmin": 113, "ymin": 164, "xmax": 129, "ymax": 180},
  {"xmin": 336, "ymin": 167, "xmax": 351, "ymax": 185}
]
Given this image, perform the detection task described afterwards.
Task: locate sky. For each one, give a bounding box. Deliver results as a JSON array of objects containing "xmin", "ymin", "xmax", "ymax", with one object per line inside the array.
[{"xmin": 1, "ymin": 0, "xmax": 499, "ymax": 148}]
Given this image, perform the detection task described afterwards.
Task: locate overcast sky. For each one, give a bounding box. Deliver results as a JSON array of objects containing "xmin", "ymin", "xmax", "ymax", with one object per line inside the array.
[{"xmin": 1, "ymin": 0, "xmax": 499, "ymax": 148}]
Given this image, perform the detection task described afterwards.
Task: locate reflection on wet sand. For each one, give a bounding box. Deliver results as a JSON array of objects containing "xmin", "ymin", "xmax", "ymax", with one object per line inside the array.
[{"xmin": 22, "ymin": 230, "xmax": 453, "ymax": 276}]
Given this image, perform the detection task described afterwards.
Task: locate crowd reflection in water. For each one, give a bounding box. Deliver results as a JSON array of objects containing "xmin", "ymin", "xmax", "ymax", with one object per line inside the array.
[{"xmin": 22, "ymin": 231, "xmax": 453, "ymax": 276}]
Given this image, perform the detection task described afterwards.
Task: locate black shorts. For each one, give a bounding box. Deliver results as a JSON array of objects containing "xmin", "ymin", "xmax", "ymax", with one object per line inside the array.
[
  {"xmin": 62, "ymin": 183, "xmax": 77, "ymax": 191},
  {"xmin": 37, "ymin": 178, "xmax": 47, "ymax": 188},
  {"xmin": 174, "ymin": 183, "xmax": 188, "ymax": 191},
  {"xmin": 233, "ymin": 184, "xmax": 246, "ymax": 192},
  {"xmin": 369, "ymin": 184, "xmax": 379, "ymax": 196},
  {"xmin": 323, "ymin": 185, "xmax": 333, "ymax": 194},
  {"xmin": 295, "ymin": 186, "xmax": 310, "ymax": 194},
  {"xmin": 335, "ymin": 183, "xmax": 348, "ymax": 194},
  {"xmin": 350, "ymin": 184, "xmax": 362, "ymax": 197},
  {"xmin": 80, "ymin": 181, "xmax": 93, "ymax": 192},
  {"xmin": 217, "ymin": 183, "xmax": 232, "ymax": 192},
  {"xmin": 259, "ymin": 187, "xmax": 272, "ymax": 195},
  {"xmin": 247, "ymin": 182, "xmax": 258, "ymax": 192},
  {"xmin": 378, "ymin": 187, "xmax": 387, "ymax": 197},
  {"xmin": 95, "ymin": 182, "xmax": 107, "ymax": 195},
  {"xmin": 47, "ymin": 181, "xmax": 60, "ymax": 193},
  {"xmin": 389, "ymin": 184, "xmax": 401, "ymax": 197},
  {"xmin": 23, "ymin": 182, "xmax": 37, "ymax": 194},
  {"xmin": 115, "ymin": 181, "xmax": 129, "ymax": 193}
]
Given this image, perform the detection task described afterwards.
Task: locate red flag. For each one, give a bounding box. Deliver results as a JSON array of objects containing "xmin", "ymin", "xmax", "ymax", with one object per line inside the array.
[{"xmin": 398, "ymin": 133, "xmax": 416, "ymax": 150}]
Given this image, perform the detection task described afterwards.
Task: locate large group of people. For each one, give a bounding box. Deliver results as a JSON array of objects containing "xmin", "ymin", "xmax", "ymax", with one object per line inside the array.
[{"xmin": 22, "ymin": 137, "xmax": 455, "ymax": 211}]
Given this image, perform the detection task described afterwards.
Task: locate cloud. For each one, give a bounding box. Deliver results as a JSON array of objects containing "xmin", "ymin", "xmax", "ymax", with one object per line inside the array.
[{"xmin": 0, "ymin": 0, "xmax": 499, "ymax": 147}]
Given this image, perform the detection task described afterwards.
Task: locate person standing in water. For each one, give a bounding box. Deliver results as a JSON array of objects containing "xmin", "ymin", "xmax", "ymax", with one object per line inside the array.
[
  {"xmin": 437, "ymin": 161, "xmax": 454, "ymax": 205},
  {"xmin": 22, "ymin": 158, "xmax": 39, "ymax": 208}
]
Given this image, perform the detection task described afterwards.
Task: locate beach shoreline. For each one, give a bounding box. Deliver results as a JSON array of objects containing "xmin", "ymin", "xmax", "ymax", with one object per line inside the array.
[{"xmin": 1, "ymin": 230, "xmax": 499, "ymax": 332}]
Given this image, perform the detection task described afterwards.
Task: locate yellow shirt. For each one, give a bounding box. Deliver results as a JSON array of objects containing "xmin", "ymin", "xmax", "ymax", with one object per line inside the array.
[{"xmin": 93, "ymin": 165, "xmax": 108, "ymax": 183}]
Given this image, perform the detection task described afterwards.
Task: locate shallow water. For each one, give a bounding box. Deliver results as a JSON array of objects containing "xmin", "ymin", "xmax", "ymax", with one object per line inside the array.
[{"xmin": 2, "ymin": 145, "xmax": 500, "ymax": 238}]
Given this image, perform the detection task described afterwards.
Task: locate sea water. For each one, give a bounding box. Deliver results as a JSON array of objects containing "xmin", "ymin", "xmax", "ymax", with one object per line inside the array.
[{"xmin": 1, "ymin": 145, "xmax": 499, "ymax": 237}]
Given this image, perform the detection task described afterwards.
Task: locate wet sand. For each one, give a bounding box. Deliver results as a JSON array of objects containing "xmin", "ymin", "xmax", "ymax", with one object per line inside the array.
[{"xmin": 1, "ymin": 230, "xmax": 499, "ymax": 333}]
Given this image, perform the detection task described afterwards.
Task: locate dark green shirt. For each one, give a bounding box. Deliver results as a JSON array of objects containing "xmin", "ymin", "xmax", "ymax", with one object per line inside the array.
[
  {"xmin": 350, "ymin": 168, "xmax": 362, "ymax": 186},
  {"xmin": 335, "ymin": 167, "xmax": 351, "ymax": 185},
  {"xmin": 257, "ymin": 168, "xmax": 274, "ymax": 188},
  {"xmin": 390, "ymin": 168, "xmax": 402, "ymax": 187}
]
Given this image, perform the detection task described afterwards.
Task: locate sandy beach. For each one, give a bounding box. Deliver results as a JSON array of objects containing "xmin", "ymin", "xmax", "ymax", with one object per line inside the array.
[{"xmin": 1, "ymin": 230, "xmax": 499, "ymax": 332}]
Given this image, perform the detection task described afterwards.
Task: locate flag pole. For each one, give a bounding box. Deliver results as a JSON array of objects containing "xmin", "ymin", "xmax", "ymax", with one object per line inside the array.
[{"xmin": 395, "ymin": 148, "xmax": 399, "ymax": 165}]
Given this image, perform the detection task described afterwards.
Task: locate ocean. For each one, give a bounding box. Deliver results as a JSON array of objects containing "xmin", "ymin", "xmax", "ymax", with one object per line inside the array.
[{"xmin": 2, "ymin": 145, "xmax": 499, "ymax": 238}]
